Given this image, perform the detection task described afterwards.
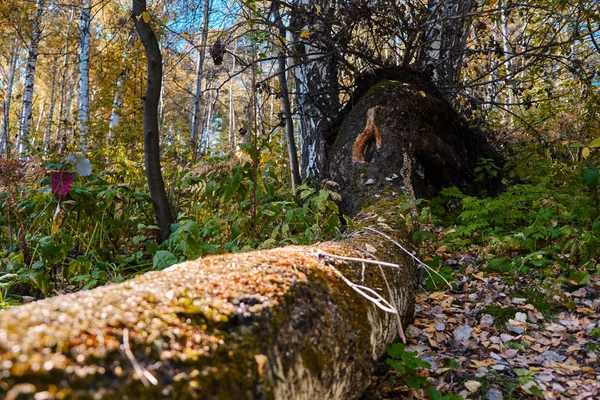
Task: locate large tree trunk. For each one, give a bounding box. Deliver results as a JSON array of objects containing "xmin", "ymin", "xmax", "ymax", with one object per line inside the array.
[
  {"xmin": 291, "ymin": 0, "xmax": 340, "ymax": 181},
  {"xmin": 416, "ymin": 0, "xmax": 477, "ymax": 92},
  {"xmin": 16, "ymin": 0, "xmax": 45, "ymax": 158},
  {"xmin": 325, "ymin": 66, "xmax": 503, "ymax": 216},
  {"xmin": 132, "ymin": 0, "xmax": 174, "ymax": 243},
  {"xmin": 0, "ymin": 200, "xmax": 415, "ymax": 399},
  {"xmin": 78, "ymin": 0, "xmax": 92, "ymax": 152}
]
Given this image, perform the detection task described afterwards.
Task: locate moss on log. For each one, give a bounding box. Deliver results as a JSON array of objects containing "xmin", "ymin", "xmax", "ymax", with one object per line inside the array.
[{"xmin": 0, "ymin": 204, "xmax": 415, "ymax": 399}]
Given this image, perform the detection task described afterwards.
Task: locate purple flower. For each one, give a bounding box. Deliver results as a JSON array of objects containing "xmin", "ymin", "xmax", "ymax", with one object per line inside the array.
[{"xmin": 51, "ymin": 172, "xmax": 74, "ymax": 201}]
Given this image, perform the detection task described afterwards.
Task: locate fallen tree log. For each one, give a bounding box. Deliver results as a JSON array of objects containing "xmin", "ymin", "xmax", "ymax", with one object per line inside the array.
[{"xmin": 0, "ymin": 201, "xmax": 416, "ymax": 400}]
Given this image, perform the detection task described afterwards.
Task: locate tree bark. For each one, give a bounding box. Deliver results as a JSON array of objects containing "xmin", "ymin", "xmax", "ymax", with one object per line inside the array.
[
  {"xmin": 78, "ymin": 0, "xmax": 92, "ymax": 152},
  {"xmin": 132, "ymin": 0, "xmax": 174, "ymax": 243},
  {"xmin": 107, "ymin": 31, "xmax": 135, "ymax": 159},
  {"xmin": 274, "ymin": 2, "xmax": 301, "ymax": 193},
  {"xmin": 1, "ymin": 41, "xmax": 19, "ymax": 159},
  {"xmin": 43, "ymin": 61, "xmax": 59, "ymax": 151},
  {"xmin": 16, "ymin": 0, "xmax": 45, "ymax": 158},
  {"xmin": 191, "ymin": 0, "xmax": 211, "ymax": 157},
  {"xmin": 55, "ymin": 8, "xmax": 75, "ymax": 152},
  {"xmin": 291, "ymin": 0, "xmax": 340, "ymax": 181},
  {"xmin": 0, "ymin": 199, "xmax": 416, "ymax": 399},
  {"xmin": 416, "ymin": 0, "xmax": 477, "ymax": 92}
]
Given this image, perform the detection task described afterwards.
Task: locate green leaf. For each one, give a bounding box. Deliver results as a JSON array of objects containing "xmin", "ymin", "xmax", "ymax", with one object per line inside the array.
[
  {"xmin": 484, "ymin": 257, "xmax": 513, "ymax": 273},
  {"xmin": 582, "ymin": 168, "xmax": 599, "ymax": 191},
  {"xmin": 403, "ymin": 373, "xmax": 427, "ymax": 390},
  {"xmin": 153, "ymin": 250, "xmax": 178, "ymax": 271},
  {"xmin": 570, "ymin": 270, "xmax": 590, "ymax": 285},
  {"xmin": 133, "ymin": 235, "xmax": 147, "ymax": 244},
  {"xmin": 386, "ymin": 342, "xmax": 405, "ymax": 358},
  {"xmin": 589, "ymin": 137, "xmax": 600, "ymax": 148}
]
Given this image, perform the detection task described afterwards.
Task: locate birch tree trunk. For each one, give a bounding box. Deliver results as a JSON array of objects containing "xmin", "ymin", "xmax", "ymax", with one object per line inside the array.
[
  {"xmin": 107, "ymin": 32, "xmax": 135, "ymax": 158},
  {"xmin": 1, "ymin": 42, "xmax": 19, "ymax": 159},
  {"xmin": 416, "ymin": 0, "xmax": 477, "ymax": 91},
  {"xmin": 43, "ymin": 62, "xmax": 58, "ymax": 151},
  {"xmin": 200, "ymin": 88, "xmax": 217, "ymax": 155},
  {"xmin": 274, "ymin": 1, "xmax": 301, "ymax": 192},
  {"xmin": 500, "ymin": 0, "xmax": 514, "ymax": 127},
  {"xmin": 190, "ymin": 0, "xmax": 211, "ymax": 156},
  {"xmin": 227, "ymin": 43, "xmax": 237, "ymax": 150},
  {"xmin": 132, "ymin": 0, "xmax": 174, "ymax": 243},
  {"xmin": 78, "ymin": 0, "xmax": 92, "ymax": 152},
  {"xmin": 55, "ymin": 9, "xmax": 75, "ymax": 152},
  {"xmin": 16, "ymin": 0, "xmax": 46, "ymax": 158},
  {"xmin": 291, "ymin": 0, "xmax": 340, "ymax": 181}
]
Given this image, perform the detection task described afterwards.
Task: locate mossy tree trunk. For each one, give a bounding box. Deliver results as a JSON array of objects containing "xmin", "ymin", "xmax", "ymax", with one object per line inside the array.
[{"xmin": 0, "ymin": 200, "xmax": 416, "ymax": 400}]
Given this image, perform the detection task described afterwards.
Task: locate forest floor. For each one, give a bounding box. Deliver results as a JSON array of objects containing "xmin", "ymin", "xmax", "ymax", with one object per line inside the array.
[{"xmin": 363, "ymin": 251, "xmax": 600, "ymax": 400}]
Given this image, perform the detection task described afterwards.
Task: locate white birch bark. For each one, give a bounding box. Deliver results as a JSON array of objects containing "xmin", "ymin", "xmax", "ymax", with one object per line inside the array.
[
  {"xmin": 17, "ymin": 0, "xmax": 46, "ymax": 158},
  {"xmin": 78, "ymin": 0, "xmax": 92, "ymax": 152},
  {"xmin": 501, "ymin": 0, "xmax": 514, "ymax": 126},
  {"xmin": 228, "ymin": 43, "xmax": 237, "ymax": 149},
  {"xmin": 291, "ymin": 0, "xmax": 339, "ymax": 180},
  {"xmin": 1, "ymin": 43, "xmax": 19, "ymax": 158},
  {"xmin": 190, "ymin": 0, "xmax": 211, "ymax": 154}
]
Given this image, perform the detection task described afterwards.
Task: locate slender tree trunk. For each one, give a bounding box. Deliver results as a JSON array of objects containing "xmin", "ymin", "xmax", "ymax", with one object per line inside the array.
[
  {"xmin": 55, "ymin": 9, "xmax": 75, "ymax": 152},
  {"xmin": 43, "ymin": 62, "xmax": 59, "ymax": 150},
  {"xmin": 500, "ymin": 0, "xmax": 514, "ymax": 127},
  {"xmin": 190, "ymin": 0, "xmax": 211, "ymax": 157},
  {"xmin": 32, "ymin": 100, "xmax": 46, "ymax": 148},
  {"xmin": 107, "ymin": 32, "xmax": 135, "ymax": 158},
  {"xmin": 228, "ymin": 44, "xmax": 237, "ymax": 150},
  {"xmin": 291, "ymin": 0, "xmax": 339, "ymax": 181},
  {"xmin": 1, "ymin": 43, "xmax": 19, "ymax": 159},
  {"xmin": 200, "ymin": 90, "xmax": 216, "ymax": 155},
  {"xmin": 17, "ymin": 0, "xmax": 46, "ymax": 158},
  {"xmin": 274, "ymin": 2, "xmax": 301, "ymax": 192},
  {"xmin": 132, "ymin": 0, "xmax": 174, "ymax": 243},
  {"xmin": 78, "ymin": 0, "xmax": 92, "ymax": 152}
]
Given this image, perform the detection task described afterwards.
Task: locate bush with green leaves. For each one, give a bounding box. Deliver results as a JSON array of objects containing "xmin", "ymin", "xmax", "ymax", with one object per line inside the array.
[{"xmin": 428, "ymin": 144, "xmax": 600, "ymax": 281}]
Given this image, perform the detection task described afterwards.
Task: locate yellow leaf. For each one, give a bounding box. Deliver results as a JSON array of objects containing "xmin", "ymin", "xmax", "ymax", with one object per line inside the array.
[
  {"xmin": 299, "ymin": 30, "xmax": 310, "ymax": 39},
  {"xmin": 316, "ymin": 5, "xmax": 321, "ymax": 13},
  {"xmin": 429, "ymin": 291, "xmax": 445, "ymax": 300},
  {"xmin": 52, "ymin": 204, "xmax": 66, "ymax": 235},
  {"xmin": 582, "ymin": 147, "xmax": 590, "ymax": 159},
  {"xmin": 141, "ymin": 11, "xmax": 150, "ymax": 23},
  {"xmin": 181, "ymin": 33, "xmax": 190, "ymax": 40},
  {"xmin": 472, "ymin": 359, "xmax": 495, "ymax": 367},
  {"xmin": 589, "ymin": 137, "xmax": 600, "ymax": 147},
  {"xmin": 419, "ymin": 90, "xmax": 426, "ymax": 97}
]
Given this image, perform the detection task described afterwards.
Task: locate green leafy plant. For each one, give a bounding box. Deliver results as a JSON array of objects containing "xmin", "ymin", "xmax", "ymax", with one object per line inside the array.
[{"xmin": 386, "ymin": 343, "xmax": 462, "ymax": 399}]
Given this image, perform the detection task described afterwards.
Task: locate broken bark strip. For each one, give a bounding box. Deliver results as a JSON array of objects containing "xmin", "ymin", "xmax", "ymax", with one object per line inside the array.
[{"xmin": 0, "ymin": 205, "xmax": 416, "ymax": 400}]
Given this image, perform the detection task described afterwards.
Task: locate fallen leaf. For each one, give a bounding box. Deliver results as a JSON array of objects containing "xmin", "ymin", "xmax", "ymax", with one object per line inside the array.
[
  {"xmin": 472, "ymin": 358, "xmax": 495, "ymax": 367},
  {"xmin": 453, "ymin": 324, "xmax": 472, "ymax": 341},
  {"xmin": 465, "ymin": 380, "xmax": 482, "ymax": 392}
]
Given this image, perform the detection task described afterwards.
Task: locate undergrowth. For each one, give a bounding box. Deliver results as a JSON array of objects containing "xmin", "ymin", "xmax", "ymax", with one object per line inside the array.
[{"xmin": 0, "ymin": 145, "xmax": 341, "ymax": 307}]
